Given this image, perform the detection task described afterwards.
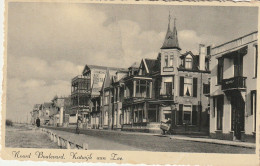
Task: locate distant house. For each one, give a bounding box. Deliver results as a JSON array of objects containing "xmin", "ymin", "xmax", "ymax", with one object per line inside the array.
[
  {"xmin": 70, "ymin": 64, "xmax": 126, "ymax": 128},
  {"xmin": 30, "ymin": 104, "xmax": 41, "ymax": 125}
]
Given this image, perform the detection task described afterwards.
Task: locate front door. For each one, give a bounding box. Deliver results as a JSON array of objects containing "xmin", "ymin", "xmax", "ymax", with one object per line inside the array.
[{"xmin": 231, "ymin": 95, "xmax": 245, "ymax": 140}]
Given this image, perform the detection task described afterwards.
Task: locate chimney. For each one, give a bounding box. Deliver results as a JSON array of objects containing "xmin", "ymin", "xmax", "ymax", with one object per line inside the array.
[{"xmin": 199, "ymin": 44, "xmax": 206, "ymax": 71}]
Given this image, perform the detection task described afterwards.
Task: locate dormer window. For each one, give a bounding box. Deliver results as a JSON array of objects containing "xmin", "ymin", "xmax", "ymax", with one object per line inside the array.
[{"xmin": 185, "ymin": 55, "xmax": 192, "ymax": 69}]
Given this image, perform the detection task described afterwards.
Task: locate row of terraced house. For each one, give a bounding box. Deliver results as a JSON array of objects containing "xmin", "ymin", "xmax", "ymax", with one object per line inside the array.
[{"xmin": 32, "ymin": 16, "xmax": 258, "ymax": 142}]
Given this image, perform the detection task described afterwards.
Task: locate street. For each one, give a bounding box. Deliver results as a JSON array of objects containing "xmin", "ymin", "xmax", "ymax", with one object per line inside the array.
[{"xmin": 43, "ymin": 126, "xmax": 255, "ymax": 154}]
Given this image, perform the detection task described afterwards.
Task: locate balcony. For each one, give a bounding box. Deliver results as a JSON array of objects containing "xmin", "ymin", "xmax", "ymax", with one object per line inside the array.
[
  {"xmin": 163, "ymin": 67, "xmax": 174, "ymax": 72},
  {"xmin": 221, "ymin": 76, "xmax": 247, "ymax": 91},
  {"xmin": 123, "ymin": 96, "xmax": 151, "ymax": 104},
  {"xmin": 72, "ymin": 75, "xmax": 90, "ymax": 83},
  {"xmin": 159, "ymin": 94, "xmax": 174, "ymax": 100},
  {"xmin": 71, "ymin": 89, "xmax": 91, "ymax": 96}
]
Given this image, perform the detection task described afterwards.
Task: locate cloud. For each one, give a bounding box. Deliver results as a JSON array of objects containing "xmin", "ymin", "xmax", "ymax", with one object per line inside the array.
[
  {"xmin": 8, "ymin": 55, "xmax": 84, "ymax": 82},
  {"xmin": 7, "ymin": 4, "xmax": 229, "ymax": 122}
]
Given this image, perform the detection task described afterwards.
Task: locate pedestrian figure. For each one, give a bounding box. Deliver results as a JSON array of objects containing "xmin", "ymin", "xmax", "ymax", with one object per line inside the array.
[
  {"xmin": 76, "ymin": 116, "xmax": 81, "ymax": 134},
  {"xmin": 36, "ymin": 117, "xmax": 40, "ymax": 127}
]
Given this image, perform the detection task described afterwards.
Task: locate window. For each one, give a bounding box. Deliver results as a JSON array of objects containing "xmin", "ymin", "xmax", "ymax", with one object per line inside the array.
[
  {"xmin": 104, "ymin": 91, "xmax": 109, "ymax": 105},
  {"xmin": 251, "ymin": 90, "xmax": 257, "ymax": 131},
  {"xmin": 217, "ymin": 58, "xmax": 224, "ymax": 84},
  {"xmin": 164, "ymin": 82, "xmax": 172, "ymax": 96},
  {"xmin": 169, "ymin": 55, "xmax": 174, "ymax": 66},
  {"xmin": 185, "ymin": 55, "xmax": 192, "ymax": 69},
  {"xmin": 164, "ymin": 111, "xmax": 171, "ymax": 120},
  {"xmin": 136, "ymin": 80, "xmax": 150, "ymax": 98},
  {"xmin": 163, "ymin": 76, "xmax": 173, "ymax": 96},
  {"xmin": 234, "ymin": 54, "xmax": 243, "ymax": 77},
  {"xmin": 184, "ymin": 78, "xmax": 192, "ymax": 96},
  {"xmin": 165, "ymin": 55, "xmax": 168, "ymax": 67},
  {"xmin": 119, "ymin": 87, "xmax": 124, "ymax": 102},
  {"xmin": 205, "ymin": 59, "xmax": 210, "ymax": 71},
  {"xmin": 254, "ymin": 45, "xmax": 258, "ymax": 78},
  {"xmin": 115, "ymin": 88, "xmax": 118, "ymax": 102}
]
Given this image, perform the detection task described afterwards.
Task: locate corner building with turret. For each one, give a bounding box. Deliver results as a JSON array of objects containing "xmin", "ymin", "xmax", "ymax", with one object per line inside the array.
[{"xmin": 120, "ymin": 16, "xmax": 211, "ymax": 134}]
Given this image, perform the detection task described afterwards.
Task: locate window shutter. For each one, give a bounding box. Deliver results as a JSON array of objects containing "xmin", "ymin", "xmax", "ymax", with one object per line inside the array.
[
  {"xmin": 179, "ymin": 104, "xmax": 183, "ymax": 125},
  {"xmin": 193, "ymin": 77, "xmax": 198, "ymax": 97},
  {"xmin": 192, "ymin": 105, "xmax": 197, "ymax": 125},
  {"xmin": 255, "ymin": 45, "xmax": 258, "ymax": 78},
  {"xmin": 250, "ymin": 90, "xmax": 256, "ymax": 116},
  {"xmin": 179, "ymin": 77, "xmax": 184, "ymax": 96},
  {"xmin": 250, "ymin": 91, "xmax": 253, "ymax": 116},
  {"xmin": 172, "ymin": 75, "xmax": 175, "ymax": 89}
]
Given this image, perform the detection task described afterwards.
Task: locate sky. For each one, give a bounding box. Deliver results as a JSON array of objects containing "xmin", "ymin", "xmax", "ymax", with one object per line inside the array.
[{"xmin": 6, "ymin": 2, "xmax": 258, "ymax": 122}]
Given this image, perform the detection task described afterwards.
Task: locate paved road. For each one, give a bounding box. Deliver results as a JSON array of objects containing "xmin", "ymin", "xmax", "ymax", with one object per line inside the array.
[{"xmin": 43, "ymin": 126, "xmax": 255, "ymax": 154}]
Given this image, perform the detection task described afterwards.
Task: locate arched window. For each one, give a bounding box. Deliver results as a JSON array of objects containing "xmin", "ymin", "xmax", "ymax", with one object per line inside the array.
[{"xmin": 185, "ymin": 55, "xmax": 192, "ymax": 69}]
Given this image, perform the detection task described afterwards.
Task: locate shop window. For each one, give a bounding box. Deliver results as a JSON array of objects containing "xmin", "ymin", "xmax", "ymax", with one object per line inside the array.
[{"xmin": 164, "ymin": 112, "xmax": 171, "ymax": 120}]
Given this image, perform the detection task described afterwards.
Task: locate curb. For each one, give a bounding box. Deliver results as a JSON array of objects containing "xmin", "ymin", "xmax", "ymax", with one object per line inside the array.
[{"xmin": 169, "ymin": 136, "xmax": 255, "ymax": 149}]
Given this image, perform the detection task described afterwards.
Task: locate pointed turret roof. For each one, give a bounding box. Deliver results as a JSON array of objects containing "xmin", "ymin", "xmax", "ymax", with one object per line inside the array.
[{"xmin": 161, "ymin": 15, "xmax": 181, "ymax": 50}]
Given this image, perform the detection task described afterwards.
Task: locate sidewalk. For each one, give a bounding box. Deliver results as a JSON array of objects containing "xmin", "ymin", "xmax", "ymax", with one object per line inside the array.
[
  {"xmin": 43, "ymin": 126, "xmax": 255, "ymax": 149},
  {"xmin": 169, "ymin": 135, "xmax": 256, "ymax": 149}
]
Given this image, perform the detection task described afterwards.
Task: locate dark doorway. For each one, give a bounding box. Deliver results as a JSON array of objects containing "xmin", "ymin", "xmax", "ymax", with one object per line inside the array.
[{"xmin": 231, "ymin": 93, "xmax": 245, "ymax": 140}]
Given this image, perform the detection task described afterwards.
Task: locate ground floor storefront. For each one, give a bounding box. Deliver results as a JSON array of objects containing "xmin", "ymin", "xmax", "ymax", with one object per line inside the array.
[{"xmin": 121, "ymin": 100, "xmax": 209, "ymax": 134}]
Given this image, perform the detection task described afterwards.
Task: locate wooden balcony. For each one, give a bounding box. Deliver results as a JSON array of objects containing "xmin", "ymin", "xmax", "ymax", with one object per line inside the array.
[
  {"xmin": 71, "ymin": 89, "xmax": 91, "ymax": 96},
  {"xmin": 221, "ymin": 76, "xmax": 247, "ymax": 91},
  {"xmin": 72, "ymin": 75, "xmax": 90, "ymax": 83}
]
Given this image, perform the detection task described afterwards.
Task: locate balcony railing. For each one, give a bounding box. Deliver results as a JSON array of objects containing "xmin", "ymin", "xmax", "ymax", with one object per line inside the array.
[
  {"xmin": 72, "ymin": 75, "xmax": 90, "ymax": 83},
  {"xmin": 159, "ymin": 94, "xmax": 174, "ymax": 100},
  {"xmin": 123, "ymin": 96, "xmax": 151, "ymax": 103},
  {"xmin": 71, "ymin": 89, "xmax": 91, "ymax": 95},
  {"xmin": 221, "ymin": 76, "xmax": 247, "ymax": 91},
  {"xmin": 163, "ymin": 67, "xmax": 174, "ymax": 72}
]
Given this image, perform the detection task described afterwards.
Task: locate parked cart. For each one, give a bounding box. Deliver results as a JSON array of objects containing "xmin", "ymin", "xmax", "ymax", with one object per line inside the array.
[{"xmin": 160, "ymin": 119, "xmax": 173, "ymax": 135}]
